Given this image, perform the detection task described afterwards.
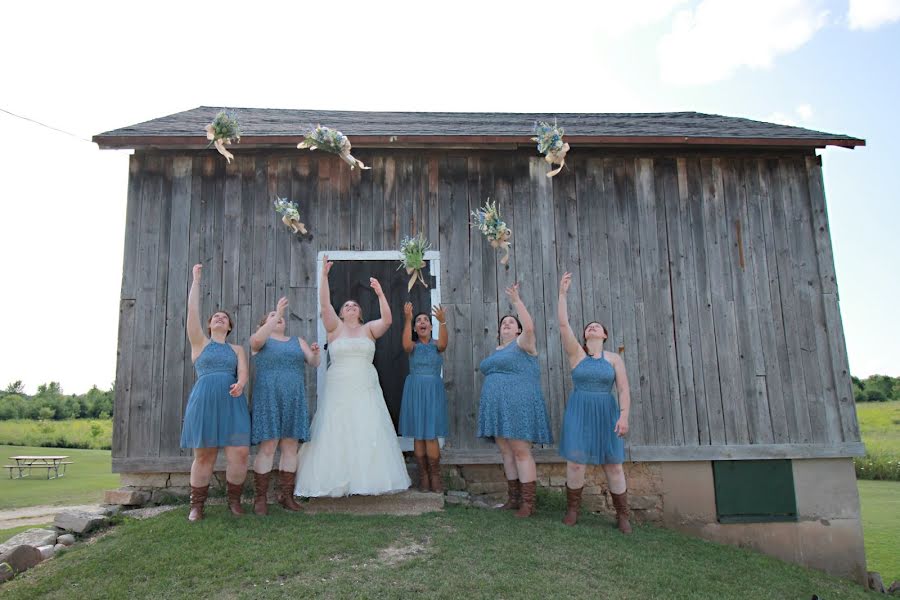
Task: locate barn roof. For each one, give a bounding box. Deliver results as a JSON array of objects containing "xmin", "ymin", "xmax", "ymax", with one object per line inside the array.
[{"xmin": 93, "ymin": 106, "xmax": 864, "ymax": 150}]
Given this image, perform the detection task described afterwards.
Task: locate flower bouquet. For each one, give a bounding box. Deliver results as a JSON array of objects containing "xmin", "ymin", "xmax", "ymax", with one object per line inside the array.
[
  {"xmin": 470, "ymin": 199, "xmax": 512, "ymax": 265},
  {"xmin": 399, "ymin": 233, "xmax": 430, "ymax": 291},
  {"xmin": 532, "ymin": 120, "xmax": 569, "ymax": 178},
  {"xmin": 273, "ymin": 197, "xmax": 307, "ymax": 235},
  {"xmin": 205, "ymin": 111, "xmax": 241, "ymax": 164},
  {"xmin": 297, "ymin": 125, "xmax": 370, "ymax": 170}
]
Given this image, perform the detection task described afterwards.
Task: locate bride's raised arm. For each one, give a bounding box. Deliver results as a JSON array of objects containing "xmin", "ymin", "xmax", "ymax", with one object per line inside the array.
[
  {"xmin": 319, "ymin": 254, "xmax": 340, "ymax": 334},
  {"xmin": 366, "ymin": 277, "xmax": 392, "ymax": 339}
]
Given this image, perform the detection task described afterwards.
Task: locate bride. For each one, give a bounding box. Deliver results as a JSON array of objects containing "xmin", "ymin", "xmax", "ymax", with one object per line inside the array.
[{"xmin": 295, "ymin": 254, "xmax": 411, "ymax": 497}]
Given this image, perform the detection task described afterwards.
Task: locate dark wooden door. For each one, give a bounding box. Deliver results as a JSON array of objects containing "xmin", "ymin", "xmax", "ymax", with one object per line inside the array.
[{"xmin": 327, "ymin": 260, "xmax": 435, "ymax": 430}]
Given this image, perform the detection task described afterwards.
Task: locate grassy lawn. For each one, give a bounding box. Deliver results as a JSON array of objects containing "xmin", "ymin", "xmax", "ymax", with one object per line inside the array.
[
  {"xmin": 0, "ymin": 501, "xmax": 872, "ymax": 600},
  {"xmin": 854, "ymin": 400, "xmax": 900, "ymax": 480},
  {"xmin": 0, "ymin": 419, "xmax": 112, "ymax": 450},
  {"xmin": 859, "ymin": 480, "xmax": 900, "ymax": 584},
  {"xmin": 0, "ymin": 445, "xmax": 118, "ymax": 510}
]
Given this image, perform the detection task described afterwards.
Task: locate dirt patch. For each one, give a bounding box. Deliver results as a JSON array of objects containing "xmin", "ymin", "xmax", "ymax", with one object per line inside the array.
[
  {"xmin": 376, "ymin": 537, "xmax": 431, "ymax": 566},
  {"xmin": 0, "ymin": 504, "xmax": 103, "ymax": 530}
]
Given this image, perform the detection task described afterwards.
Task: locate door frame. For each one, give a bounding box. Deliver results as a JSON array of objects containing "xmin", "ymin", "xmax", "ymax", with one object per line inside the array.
[{"xmin": 315, "ymin": 250, "xmax": 442, "ymax": 449}]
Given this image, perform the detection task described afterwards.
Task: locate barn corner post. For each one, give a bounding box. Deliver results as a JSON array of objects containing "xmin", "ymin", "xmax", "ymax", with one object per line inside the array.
[{"xmin": 96, "ymin": 108, "xmax": 866, "ymax": 582}]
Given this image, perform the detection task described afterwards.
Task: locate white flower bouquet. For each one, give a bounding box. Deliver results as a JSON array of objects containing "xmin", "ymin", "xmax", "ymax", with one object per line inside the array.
[
  {"xmin": 297, "ymin": 125, "xmax": 370, "ymax": 170},
  {"xmin": 532, "ymin": 120, "xmax": 569, "ymax": 178},
  {"xmin": 470, "ymin": 199, "xmax": 512, "ymax": 265},
  {"xmin": 205, "ymin": 111, "xmax": 241, "ymax": 164}
]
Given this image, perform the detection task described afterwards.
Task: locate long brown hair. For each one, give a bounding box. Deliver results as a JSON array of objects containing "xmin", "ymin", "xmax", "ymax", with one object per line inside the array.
[
  {"xmin": 207, "ymin": 310, "xmax": 234, "ymax": 337},
  {"xmin": 582, "ymin": 321, "xmax": 608, "ymax": 354}
]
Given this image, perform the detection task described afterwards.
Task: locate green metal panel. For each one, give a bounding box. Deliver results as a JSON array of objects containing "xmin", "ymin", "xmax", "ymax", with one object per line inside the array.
[{"xmin": 713, "ymin": 460, "xmax": 798, "ymax": 523}]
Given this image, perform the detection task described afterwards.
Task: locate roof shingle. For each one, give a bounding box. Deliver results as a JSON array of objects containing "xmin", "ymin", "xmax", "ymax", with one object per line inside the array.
[{"xmin": 93, "ymin": 106, "xmax": 864, "ymax": 149}]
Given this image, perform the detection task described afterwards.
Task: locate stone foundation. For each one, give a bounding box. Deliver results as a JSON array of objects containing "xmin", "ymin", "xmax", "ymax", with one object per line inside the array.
[{"xmin": 113, "ymin": 457, "xmax": 865, "ymax": 583}]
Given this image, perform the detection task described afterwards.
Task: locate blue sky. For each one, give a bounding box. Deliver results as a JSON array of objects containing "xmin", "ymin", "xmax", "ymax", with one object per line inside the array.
[{"xmin": 0, "ymin": 0, "xmax": 897, "ymax": 393}]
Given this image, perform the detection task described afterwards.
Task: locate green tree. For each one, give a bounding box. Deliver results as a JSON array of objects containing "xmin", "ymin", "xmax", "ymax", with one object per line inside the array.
[{"xmin": 4, "ymin": 380, "xmax": 25, "ymax": 395}]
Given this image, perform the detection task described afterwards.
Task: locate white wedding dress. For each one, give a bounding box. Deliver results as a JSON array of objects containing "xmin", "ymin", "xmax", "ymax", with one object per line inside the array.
[{"xmin": 295, "ymin": 337, "xmax": 411, "ymax": 497}]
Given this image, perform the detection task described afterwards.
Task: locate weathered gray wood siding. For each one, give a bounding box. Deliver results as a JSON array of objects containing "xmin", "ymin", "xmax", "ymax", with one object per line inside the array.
[{"xmin": 113, "ymin": 149, "xmax": 862, "ymax": 471}]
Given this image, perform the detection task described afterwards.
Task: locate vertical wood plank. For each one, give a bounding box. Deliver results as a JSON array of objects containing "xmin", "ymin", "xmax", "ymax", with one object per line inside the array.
[
  {"xmin": 112, "ymin": 297, "xmax": 136, "ymax": 458},
  {"xmin": 439, "ymin": 156, "xmax": 470, "ymax": 304},
  {"xmin": 529, "ymin": 158, "xmax": 564, "ymax": 443},
  {"xmin": 160, "ymin": 156, "xmax": 192, "ymax": 456},
  {"xmin": 767, "ymin": 159, "xmax": 812, "ymax": 443},
  {"xmin": 702, "ymin": 158, "xmax": 749, "ymax": 445},
  {"xmin": 667, "ymin": 158, "xmax": 701, "ymax": 445},
  {"xmin": 745, "ymin": 159, "xmax": 789, "ymax": 443},
  {"xmin": 806, "ymin": 156, "xmax": 859, "ymax": 441}
]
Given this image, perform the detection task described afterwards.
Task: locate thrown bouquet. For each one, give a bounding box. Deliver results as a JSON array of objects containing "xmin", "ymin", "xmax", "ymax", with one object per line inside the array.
[
  {"xmin": 205, "ymin": 111, "xmax": 241, "ymax": 164},
  {"xmin": 297, "ymin": 125, "xmax": 370, "ymax": 170},
  {"xmin": 273, "ymin": 197, "xmax": 307, "ymax": 235},
  {"xmin": 532, "ymin": 120, "xmax": 569, "ymax": 178},
  {"xmin": 399, "ymin": 233, "xmax": 430, "ymax": 291},
  {"xmin": 470, "ymin": 199, "xmax": 512, "ymax": 266}
]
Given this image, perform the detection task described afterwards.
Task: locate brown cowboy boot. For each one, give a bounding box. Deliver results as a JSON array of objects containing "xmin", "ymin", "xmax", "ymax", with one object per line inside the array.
[
  {"xmin": 515, "ymin": 481, "xmax": 537, "ymax": 518},
  {"xmin": 610, "ymin": 491, "xmax": 632, "ymax": 534},
  {"xmin": 428, "ymin": 456, "xmax": 444, "ymax": 493},
  {"xmin": 226, "ymin": 481, "xmax": 245, "ymax": 516},
  {"xmin": 498, "ymin": 479, "xmax": 521, "ymax": 510},
  {"xmin": 253, "ymin": 471, "xmax": 270, "ymax": 516},
  {"xmin": 188, "ymin": 484, "xmax": 209, "ymax": 522},
  {"xmin": 276, "ymin": 470, "xmax": 303, "ymax": 511},
  {"xmin": 414, "ymin": 455, "xmax": 430, "ymax": 492},
  {"xmin": 562, "ymin": 485, "xmax": 583, "ymax": 526}
]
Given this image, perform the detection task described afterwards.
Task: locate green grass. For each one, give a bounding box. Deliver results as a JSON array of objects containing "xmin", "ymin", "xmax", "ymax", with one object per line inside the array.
[
  {"xmin": 0, "ymin": 445, "xmax": 118, "ymax": 510},
  {"xmin": 0, "ymin": 502, "xmax": 872, "ymax": 600},
  {"xmin": 854, "ymin": 400, "xmax": 900, "ymax": 480},
  {"xmin": 0, "ymin": 419, "xmax": 112, "ymax": 450},
  {"xmin": 859, "ymin": 480, "xmax": 900, "ymax": 584}
]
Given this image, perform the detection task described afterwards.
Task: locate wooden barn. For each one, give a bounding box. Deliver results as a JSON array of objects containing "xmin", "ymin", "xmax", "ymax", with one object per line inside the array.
[{"xmin": 95, "ymin": 107, "xmax": 867, "ymax": 581}]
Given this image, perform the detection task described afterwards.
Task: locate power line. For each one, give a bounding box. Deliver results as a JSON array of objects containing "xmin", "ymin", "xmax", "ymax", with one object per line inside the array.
[{"xmin": 0, "ymin": 107, "xmax": 94, "ymax": 144}]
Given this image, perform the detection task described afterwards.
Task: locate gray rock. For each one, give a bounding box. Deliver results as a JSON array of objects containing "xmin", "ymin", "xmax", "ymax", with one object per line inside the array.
[
  {"xmin": 100, "ymin": 505, "xmax": 121, "ymax": 517},
  {"xmin": 0, "ymin": 528, "xmax": 57, "ymax": 554},
  {"xmin": 888, "ymin": 580, "xmax": 900, "ymax": 595},
  {"xmin": 37, "ymin": 545, "xmax": 55, "ymax": 560},
  {"xmin": 54, "ymin": 510, "xmax": 109, "ymax": 534},
  {"xmin": 0, "ymin": 545, "xmax": 42, "ymax": 575},
  {"xmin": 54, "ymin": 544, "xmax": 66, "ymax": 552},
  {"xmin": 0, "ymin": 562, "xmax": 14, "ymax": 583},
  {"xmin": 868, "ymin": 571, "xmax": 886, "ymax": 593},
  {"xmin": 103, "ymin": 488, "xmax": 150, "ymax": 506},
  {"xmin": 57, "ymin": 534, "xmax": 76, "ymax": 546}
]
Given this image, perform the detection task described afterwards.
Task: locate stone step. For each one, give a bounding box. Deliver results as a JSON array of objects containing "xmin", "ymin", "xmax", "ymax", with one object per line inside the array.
[{"xmin": 301, "ymin": 490, "xmax": 444, "ymax": 516}]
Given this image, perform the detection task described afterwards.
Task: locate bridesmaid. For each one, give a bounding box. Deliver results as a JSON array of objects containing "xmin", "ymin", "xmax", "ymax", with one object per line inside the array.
[
  {"xmin": 399, "ymin": 302, "xmax": 449, "ymax": 492},
  {"xmin": 477, "ymin": 283, "xmax": 553, "ymax": 518},
  {"xmin": 557, "ymin": 272, "xmax": 632, "ymax": 532},
  {"xmin": 249, "ymin": 296, "xmax": 321, "ymax": 515},
  {"xmin": 180, "ymin": 264, "xmax": 251, "ymax": 522}
]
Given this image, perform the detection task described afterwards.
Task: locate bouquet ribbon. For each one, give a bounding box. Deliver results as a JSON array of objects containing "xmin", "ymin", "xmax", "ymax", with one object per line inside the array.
[
  {"xmin": 297, "ymin": 139, "xmax": 371, "ymax": 170},
  {"xmin": 545, "ymin": 142, "xmax": 569, "ymax": 178},
  {"xmin": 406, "ymin": 267, "xmax": 428, "ymax": 292},
  {"xmin": 206, "ymin": 124, "xmax": 235, "ymax": 164},
  {"xmin": 282, "ymin": 214, "xmax": 307, "ymax": 235},
  {"xmin": 490, "ymin": 229, "xmax": 512, "ymax": 265}
]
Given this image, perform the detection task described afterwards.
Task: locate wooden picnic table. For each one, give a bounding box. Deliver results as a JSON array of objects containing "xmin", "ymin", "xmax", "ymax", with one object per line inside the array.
[{"xmin": 5, "ymin": 455, "xmax": 73, "ymax": 479}]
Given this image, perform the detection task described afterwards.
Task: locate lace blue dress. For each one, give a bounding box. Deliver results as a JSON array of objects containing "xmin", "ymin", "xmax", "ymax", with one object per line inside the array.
[
  {"xmin": 399, "ymin": 340, "xmax": 449, "ymax": 439},
  {"xmin": 250, "ymin": 337, "xmax": 310, "ymax": 444},
  {"xmin": 180, "ymin": 341, "xmax": 251, "ymax": 448},
  {"xmin": 559, "ymin": 352, "xmax": 625, "ymax": 464},
  {"xmin": 477, "ymin": 341, "xmax": 553, "ymax": 444}
]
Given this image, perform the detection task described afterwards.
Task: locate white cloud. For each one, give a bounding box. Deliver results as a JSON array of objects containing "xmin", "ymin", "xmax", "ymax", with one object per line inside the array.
[
  {"xmin": 763, "ymin": 104, "xmax": 815, "ymax": 126},
  {"xmin": 847, "ymin": 0, "xmax": 900, "ymax": 29},
  {"xmin": 594, "ymin": 0, "xmax": 688, "ymax": 37},
  {"xmin": 658, "ymin": 0, "xmax": 829, "ymax": 85},
  {"xmin": 796, "ymin": 103, "xmax": 814, "ymax": 120}
]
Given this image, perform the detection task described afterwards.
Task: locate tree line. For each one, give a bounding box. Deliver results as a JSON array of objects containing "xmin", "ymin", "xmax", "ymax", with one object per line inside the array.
[
  {"xmin": 0, "ymin": 380, "xmax": 114, "ymax": 420},
  {"xmin": 851, "ymin": 374, "xmax": 900, "ymax": 403}
]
